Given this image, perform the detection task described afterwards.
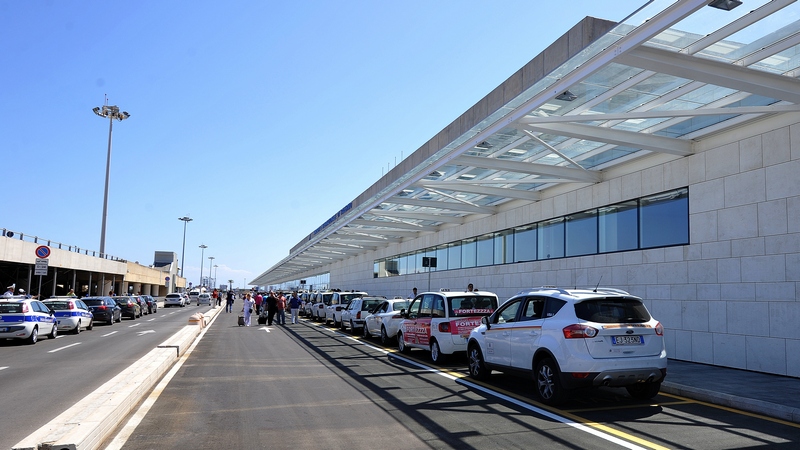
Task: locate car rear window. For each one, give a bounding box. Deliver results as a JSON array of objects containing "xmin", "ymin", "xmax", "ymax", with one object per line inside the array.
[
  {"xmin": 44, "ymin": 301, "xmax": 71, "ymax": 310},
  {"xmin": 166, "ymin": 294, "xmax": 181, "ymax": 298},
  {"xmin": 83, "ymin": 300, "xmax": 104, "ymax": 306},
  {"xmin": 574, "ymin": 297, "xmax": 651, "ymax": 323},
  {"xmin": 450, "ymin": 296, "xmax": 497, "ymax": 317},
  {"xmin": 362, "ymin": 300, "xmax": 383, "ymax": 311},
  {"xmin": 0, "ymin": 303, "xmax": 23, "ymax": 313}
]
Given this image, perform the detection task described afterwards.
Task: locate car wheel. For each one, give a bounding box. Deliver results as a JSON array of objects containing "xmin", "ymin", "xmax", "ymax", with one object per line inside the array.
[
  {"xmin": 535, "ymin": 357, "xmax": 566, "ymax": 405},
  {"xmin": 397, "ymin": 332, "xmax": 410, "ymax": 354},
  {"xmin": 430, "ymin": 340, "xmax": 446, "ymax": 363},
  {"xmin": 26, "ymin": 326, "xmax": 39, "ymax": 345},
  {"xmin": 48, "ymin": 324, "xmax": 57, "ymax": 340},
  {"xmin": 74, "ymin": 321, "xmax": 81, "ymax": 334},
  {"xmin": 468, "ymin": 344, "xmax": 490, "ymax": 381},
  {"xmin": 115, "ymin": 313, "xmax": 122, "ymax": 323},
  {"xmin": 363, "ymin": 324, "xmax": 371, "ymax": 339},
  {"xmin": 626, "ymin": 381, "xmax": 662, "ymax": 400},
  {"xmin": 380, "ymin": 326, "xmax": 391, "ymax": 346},
  {"xmin": 131, "ymin": 313, "xmax": 136, "ymax": 320},
  {"xmin": 87, "ymin": 319, "xmax": 93, "ymax": 331}
]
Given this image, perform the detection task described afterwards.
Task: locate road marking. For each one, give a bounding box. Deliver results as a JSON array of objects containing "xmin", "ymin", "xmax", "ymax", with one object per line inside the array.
[
  {"xmin": 259, "ymin": 327, "xmax": 271, "ymax": 333},
  {"xmin": 48, "ymin": 343, "xmax": 81, "ymax": 353},
  {"xmin": 129, "ymin": 323, "xmax": 141, "ymax": 328},
  {"xmin": 137, "ymin": 330, "xmax": 155, "ymax": 336},
  {"xmin": 147, "ymin": 318, "xmax": 156, "ymax": 322},
  {"xmin": 0, "ymin": 366, "xmax": 8, "ymax": 371},
  {"xmin": 102, "ymin": 331, "xmax": 119, "ymax": 337}
]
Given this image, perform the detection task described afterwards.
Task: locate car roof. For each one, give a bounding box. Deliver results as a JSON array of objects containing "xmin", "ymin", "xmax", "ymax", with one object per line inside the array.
[
  {"xmin": 420, "ymin": 290, "xmax": 498, "ymax": 298},
  {"xmin": 510, "ymin": 287, "xmax": 637, "ymax": 302}
]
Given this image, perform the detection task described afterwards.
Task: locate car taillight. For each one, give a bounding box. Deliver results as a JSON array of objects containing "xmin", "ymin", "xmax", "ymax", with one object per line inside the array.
[
  {"xmin": 68, "ymin": 301, "xmax": 76, "ymax": 310},
  {"xmin": 438, "ymin": 322, "xmax": 450, "ymax": 333},
  {"xmin": 98, "ymin": 305, "xmax": 107, "ymax": 310},
  {"xmin": 391, "ymin": 314, "xmax": 403, "ymax": 319},
  {"xmin": 562, "ymin": 324, "xmax": 598, "ymax": 339},
  {"xmin": 356, "ymin": 312, "xmax": 361, "ymax": 319},
  {"xmin": 22, "ymin": 303, "xmax": 29, "ymax": 313},
  {"xmin": 655, "ymin": 322, "xmax": 663, "ymax": 336}
]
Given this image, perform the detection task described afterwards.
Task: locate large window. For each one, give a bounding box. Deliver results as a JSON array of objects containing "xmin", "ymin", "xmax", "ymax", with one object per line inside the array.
[
  {"xmin": 599, "ymin": 201, "xmax": 638, "ymax": 252},
  {"xmin": 640, "ymin": 188, "xmax": 689, "ymax": 248},
  {"xmin": 375, "ymin": 188, "xmax": 689, "ymax": 277},
  {"xmin": 538, "ymin": 218, "xmax": 564, "ymax": 260},
  {"xmin": 514, "ymin": 225, "xmax": 537, "ymax": 262},
  {"xmin": 566, "ymin": 210, "xmax": 598, "ymax": 257}
]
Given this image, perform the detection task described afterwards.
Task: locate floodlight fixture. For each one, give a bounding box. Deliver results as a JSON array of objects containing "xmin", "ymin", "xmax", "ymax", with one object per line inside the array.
[
  {"xmin": 708, "ymin": 0, "xmax": 742, "ymax": 11},
  {"xmin": 93, "ymin": 103, "xmax": 130, "ymax": 256}
]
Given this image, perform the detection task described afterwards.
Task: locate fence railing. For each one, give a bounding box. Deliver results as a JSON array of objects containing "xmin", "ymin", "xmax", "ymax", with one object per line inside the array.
[{"xmin": 2, "ymin": 228, "xmax": 127, "ymax": 262}]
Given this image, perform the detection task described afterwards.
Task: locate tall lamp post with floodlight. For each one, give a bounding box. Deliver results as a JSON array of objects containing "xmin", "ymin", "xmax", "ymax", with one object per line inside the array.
[
  {"xmin": 199, "ymin": 244, "xmax": 208, "ymax": 288},
  {"xmin": 208, "ymin": 256, "xmax": 215, "ymax": 288},
  {"xmin": 178, "ymin": 216, "xmax": 192, "ymax": 278},
  {"xmin": 92, "ymin": 104, "xmax": 130, "ymax": 256},
  {"xmin": 213, "ymin": 265, "xmax": 218, "ymax": 289}
]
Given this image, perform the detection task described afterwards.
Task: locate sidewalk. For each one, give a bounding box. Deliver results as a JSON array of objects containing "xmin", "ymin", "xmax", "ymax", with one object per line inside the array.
[{"xmin": 662, "ymin": 359, "xmax": 800, "ymax": 423}]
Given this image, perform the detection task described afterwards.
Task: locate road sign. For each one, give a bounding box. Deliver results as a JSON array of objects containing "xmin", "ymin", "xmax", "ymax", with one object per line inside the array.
[
  {"xmin": 35, "ymin": 258, "xmax": 49, "ymax": 276},
  {"xmin": 35, "ymin": 245, "xmax": 51, "ymax": 259},
  {"xmin": 165, "ymin": 276, "xmax": 170, "ymax": 281}
]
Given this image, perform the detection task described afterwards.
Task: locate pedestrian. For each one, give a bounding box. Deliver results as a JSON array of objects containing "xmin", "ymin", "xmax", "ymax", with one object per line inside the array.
[
  {"xmin": 3, "ymin": 285, "xmax": 14, "ymax": 298},
  {"xmin": 66, "ymin": 289, "xmax": 77, "ymax": 298},
  {"xmin": 242, "ymin": 293, "xmax": 255, "ymax": 326},
  {"xmin": 288, "ymin": 291, "xmax": 302, "ymax": 324},
  {"xmin": 265, "ymin": 291, "xmax": 278, "ymax": 325},
  {"xmin": 467, "ymin": 283, "xmax": 474, "ymax": 292},
  {"xmin": 411, "ymin": 287, "xmax": 418, "ymax": 298},
  {"xmin": 226, "ymin": 290, "xmax": 235, "ymax": 313},
  {"xmin": 276, "ymin": 292, "xmax": 287, "ymax": 325},
  {"xmin": 255, "ymin": 292, "xmax": 263, "ymax": 314}
]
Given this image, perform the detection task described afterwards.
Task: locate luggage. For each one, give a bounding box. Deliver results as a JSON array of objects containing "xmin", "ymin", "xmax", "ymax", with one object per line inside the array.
[
  {"xmin": 238, "ymin": 314, "xmax": 245, "ymax": 326},
  {"xmin": 257, "ymin": 314, "xmax": 267, "ymax": 325}
]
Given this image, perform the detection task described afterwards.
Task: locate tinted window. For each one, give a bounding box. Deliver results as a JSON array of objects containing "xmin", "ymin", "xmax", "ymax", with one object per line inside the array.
[
  {"xmin": 514, "ymin": 225, "xmax": 536, "ymax": 262},
  {"xmin": 45, "ymin": 301, "xmax": 71, "ymax": 310},
  {"xmin": 574, "ymin": 297, "xmax": 651, "ymax": 323},
  {"xmin": 494, "ymin": 299, "xmax": 522, "ymax": 324},
  {"xmin": 450, "ymin": 296, "xmax": 497, "ymax": 317},
  {"xmin": 521, "ymin": 297, "xmax": 546, "ymax": 321},
  {"xmin": 566, "ymin": 210, "xmax": 598, "ymax": 257},
  {"xmin": 640, "ymin": 188, "xmax": 688, "ymax": 248},
  {"xmin": 599, "ymin": 201, "xmax": 638, "ymax": 252},
  {"xmin": 362, "ymin": 300, "xmax": 383, "ymax": 311},
  {"xmin": 83, "ymin": 299, "xmax": 104, "ymax": 306},
  {"xmin": 0, "ymin": 303, "xmax": 23, "ymax": 313}
]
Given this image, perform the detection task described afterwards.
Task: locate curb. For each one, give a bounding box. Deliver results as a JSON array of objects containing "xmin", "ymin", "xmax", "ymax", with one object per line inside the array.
[{"xmin": 661, "ymin": 381, "xmax": 800, "ymax": 424}]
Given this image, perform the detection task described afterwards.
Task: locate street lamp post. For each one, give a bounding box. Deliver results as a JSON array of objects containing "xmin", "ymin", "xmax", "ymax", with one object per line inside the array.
[
  {"xmin": 199, "ymin": 244, "xmax": 208, "ymax": 288},
  {"xmin": 213, "ymin": 265, "xmax": 218, "ymax": 289},
  {"xmin": 178, "ymin": 217, "xmax": 192, "ymax": 278},
  {"xmin": 207, "ymin": 256, "xmax": 215, "ymax": 289},
  {"xmin": 92, "ymin": 104, "xmax": 130, "ymax": 256}
]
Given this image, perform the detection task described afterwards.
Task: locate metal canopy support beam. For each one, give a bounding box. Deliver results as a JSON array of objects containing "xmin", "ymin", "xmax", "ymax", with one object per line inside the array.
[
  {"xmin": 350, "ymin": 219, "xmax": 439, "ymax": 231},
  {"xmin": 367, "ymin": 211, "xmax": 465, "ymax": 224},
  {"xmin": 380, "ymin": 196, "xmax": 496, "ymax": 215},
  {"xmin": 618, "ymin": 46, "xmax": 800, "ymax": 105},
  {"xmin": 522, "ymin": 121, "xmax": 692, "ymax": 156},
  {"xmin": 419, "ymin": 182, "xmax": 541, "ymax": 201},
  {"xmin": 339, "ymin": 228, "xmax": 421, "ymax": 238},
  {"xmin": 456, "ymin": 155, "xmax": 601, "ymax": 183}
]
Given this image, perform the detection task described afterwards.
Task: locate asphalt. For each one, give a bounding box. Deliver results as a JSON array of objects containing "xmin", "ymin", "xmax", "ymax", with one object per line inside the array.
[{"xmin": 661, "ymin": 359, "xmax": 800, "ymax": 423}]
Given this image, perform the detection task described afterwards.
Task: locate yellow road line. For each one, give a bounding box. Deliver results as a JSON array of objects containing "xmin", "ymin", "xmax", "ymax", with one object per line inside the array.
[{"xmin": 659, "ymin": 392, "xmax": 800, "ymax": 429}]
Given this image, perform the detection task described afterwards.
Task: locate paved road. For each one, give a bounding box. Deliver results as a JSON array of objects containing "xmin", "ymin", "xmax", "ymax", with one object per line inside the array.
[
  {"xmin": 111, "ymin": 316, "xmax": 800, "ymax": 449},
  {"xmin": 0, "ymin": 303, "xmax": 209, "ymax": 450}
]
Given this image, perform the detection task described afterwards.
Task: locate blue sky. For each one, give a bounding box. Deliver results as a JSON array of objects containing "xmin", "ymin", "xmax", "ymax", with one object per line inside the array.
[{"xmin": 1, "ymin": 0, "xmax": 643, "ymax": 289}]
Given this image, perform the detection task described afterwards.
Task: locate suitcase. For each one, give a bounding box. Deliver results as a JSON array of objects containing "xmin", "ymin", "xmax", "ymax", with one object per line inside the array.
[
  {"xmin": 238, "ymin": 314, "xmax": 245, "ymax": 326},
  {"xmin": 257, "ymin": 313, "xmax": 267, "ymax": 325}
]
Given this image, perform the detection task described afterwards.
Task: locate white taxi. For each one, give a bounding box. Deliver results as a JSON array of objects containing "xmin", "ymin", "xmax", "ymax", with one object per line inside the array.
[
  {"xmin": 0, "ymin": 298, "xmax": 58, "ymax": 344},
  {"xmin": 43, "ymin": 297, "xmax": 94, "ymax": 334},
  {"xmin": 397, "ymin": 290, "xmax": 498, "ymax": 363}
]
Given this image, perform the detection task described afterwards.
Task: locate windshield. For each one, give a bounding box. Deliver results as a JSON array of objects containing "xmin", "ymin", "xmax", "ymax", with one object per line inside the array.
[{"xmin": 340, "ymin": 293, "xmax": 364, "ymax": 303}]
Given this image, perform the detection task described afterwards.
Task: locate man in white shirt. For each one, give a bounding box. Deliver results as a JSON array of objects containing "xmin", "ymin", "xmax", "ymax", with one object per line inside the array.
[{"xmin": 3, "ymin": 285, "xmax": 14, "ymax": 298}]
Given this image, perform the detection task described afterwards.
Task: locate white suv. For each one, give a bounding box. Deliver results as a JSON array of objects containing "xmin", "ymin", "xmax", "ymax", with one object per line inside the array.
[
  {"xmin": 397, "ymin": 290, "xmax": 498, "ymax": 363},
  {"xmin": 467, "ymin": 287, "xmax": 666, "ymax": 405}
]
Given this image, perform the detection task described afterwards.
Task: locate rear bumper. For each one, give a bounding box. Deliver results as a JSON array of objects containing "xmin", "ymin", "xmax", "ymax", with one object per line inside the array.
[{"xmin": 561, "ymin": 367, "xmax": 666, "ymax": 389}]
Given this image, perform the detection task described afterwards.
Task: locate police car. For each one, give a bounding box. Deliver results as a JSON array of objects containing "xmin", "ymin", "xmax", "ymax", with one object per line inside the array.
[
  {"xmin": 397, "ymin": 289, "xmax": 498, "ymax": 363},
  {"xmin": 0, "ymin": 298, "xmax": 58, "ymax": 344},
  {"xmin": 43, "ymin": 297, "xmax": 94, "ymax": 334}
]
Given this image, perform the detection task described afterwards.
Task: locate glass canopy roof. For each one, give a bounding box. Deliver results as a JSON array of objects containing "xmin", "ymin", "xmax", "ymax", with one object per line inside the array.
[{"xmin": 252, "ymin": 0, "xmax": 800, "ymax": 286}]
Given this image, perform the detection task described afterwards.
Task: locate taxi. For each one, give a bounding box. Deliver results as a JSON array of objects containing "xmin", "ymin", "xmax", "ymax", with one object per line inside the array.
[
  {"xmin": 43, "ymin": 297, "xmax": 94, "ymax": 334},
  {"xmin": 0, "ymin": 298, "xmax": 58, "ymax": 344},
  {"xmin": 397, "ymin": 289, "xmax": 498, "ymax": 363}
]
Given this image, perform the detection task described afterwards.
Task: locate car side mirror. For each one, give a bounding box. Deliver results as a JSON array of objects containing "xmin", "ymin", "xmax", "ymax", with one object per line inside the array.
[
  {"xmin": 481, "ymin": 315, "xmax": 490, "ymax": 330},
  {"xmin": 400, "ymin": 308, "xmax": 407, "ymax": 318}
]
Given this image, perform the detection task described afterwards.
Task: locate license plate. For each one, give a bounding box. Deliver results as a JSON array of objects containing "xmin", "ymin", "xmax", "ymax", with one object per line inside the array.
[
  {"xmin": 612, "ymin": 335, "xmax": 643, "ymax": 345},
  {"xmin": 0, "ymin": 327, "xmax": 6, "ymax": 332}
]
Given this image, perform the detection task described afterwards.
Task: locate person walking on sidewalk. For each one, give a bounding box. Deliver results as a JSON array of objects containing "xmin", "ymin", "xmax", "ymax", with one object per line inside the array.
[
  {"xmin": 276, "ymin": 292, "xmax": 287, "ymax": 325},
  {"xmin": 265, "ymin": 291, "xmax": 278, "ymax": 325},
  {"xmin": 226, "ymin": 290, "xmax": 235, "ymax": 313},
  {"xmin": 288, "ymin": 291, "xmax": 302, "ymax": 324},
  {"xmin": 242, "ymin": 293, "xmax": 255, "ymax": 326}
]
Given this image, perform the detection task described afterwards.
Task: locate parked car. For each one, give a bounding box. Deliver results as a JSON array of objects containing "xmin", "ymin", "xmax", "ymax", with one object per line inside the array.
[
  {"xmin": 397, "ymin": 290, "xmax": 498, "ymax": 363},
  {"xmin": 82, "ymin": 296, "xmax": 122, "ymax": 324},
  {"xmin": 310, "ymin": 291, "xmax": 335, "ymax": 322},
  {"xmin": 164, "ymin": 293, "xmax": 186, "ymax": 308},
  {"xmin": 188, "ymin": 290, "xmax": 200, "ymax": 304},
  {"xmin": 129, "ymin": 295, "xmax": 148, "ymax": 316},
  {"xmin": 326, "ymin": 291, "xmax": 367, "ymax": 326},
  {"xmin": 43, "ymin": 297, "xmax": 94, "ymax": 334},
  {"xmin": 341, "ymin": 296, "xmax": 386, "ymax": 333},
  {"xmin": 300, "ymin": 292, "xmax": 315, "ymax": 317},
  {"xmin": 197, "ymin": 292, "xmax": 212, "ymax": 306},
  {"xmin": 115, "ymin": 296, "xmax": 142, "ymax": 319},
  {"xmin": 0, "ymin": 298, "xmax": 58, "ymax": 344},
  {"xmin": 466, "ymin": 287, "xmax": 666, "ymax": 405},
  {"xmin": 363, "ymin": 297, "xmax": 410, "ymax": 344},
  {"xmin": 141, "ymin": 295, "xmax": 158, "ymax": 314}
]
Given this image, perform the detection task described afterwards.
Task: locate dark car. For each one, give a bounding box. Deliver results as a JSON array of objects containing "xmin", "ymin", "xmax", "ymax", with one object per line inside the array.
[
  {"xmin": 115, "ymin": 296, "xmax": 141, "ymax": 319},
  {"xmin": 140, "ymin": 295, "xmax": 158, "ymax": 314},
  {"xmin": 83, "ymin": 296, "xmax": 122, "ymax": 324},
  {"xmin": 131, "ymin": 295, "xmax": 148, "ymax": 316}
]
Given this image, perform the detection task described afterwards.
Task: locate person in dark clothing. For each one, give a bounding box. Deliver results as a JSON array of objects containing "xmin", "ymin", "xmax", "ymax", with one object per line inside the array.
[
  {"xmin": 265, "ymin": 291, "xmax": 278, "ymax": 325},
  {"xmin": 226, "ymin": 290, "xmax": 235, "ymax": 313}
]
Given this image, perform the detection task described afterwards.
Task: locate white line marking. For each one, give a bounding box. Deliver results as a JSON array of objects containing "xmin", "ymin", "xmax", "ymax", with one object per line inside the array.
[
  {"xmin": 48, "ymin": 343, "xmax": 81, "ymax": 353},
  {"xmin": 102, "ymin": 331, "xmax": 119, "ymax": 337},
  {"xmin": 0, "ymin": 366, "xmax": 8, "ymax": 371},
  {"xmin": 128, "ymin": 323, "xmax": 141, "ymax": 328}
]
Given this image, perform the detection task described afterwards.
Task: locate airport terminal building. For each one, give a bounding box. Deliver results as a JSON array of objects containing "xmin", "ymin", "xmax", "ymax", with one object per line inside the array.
[{"xmin": 252, "ymin": 0, "xmax": 800, "ymax": 377}]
